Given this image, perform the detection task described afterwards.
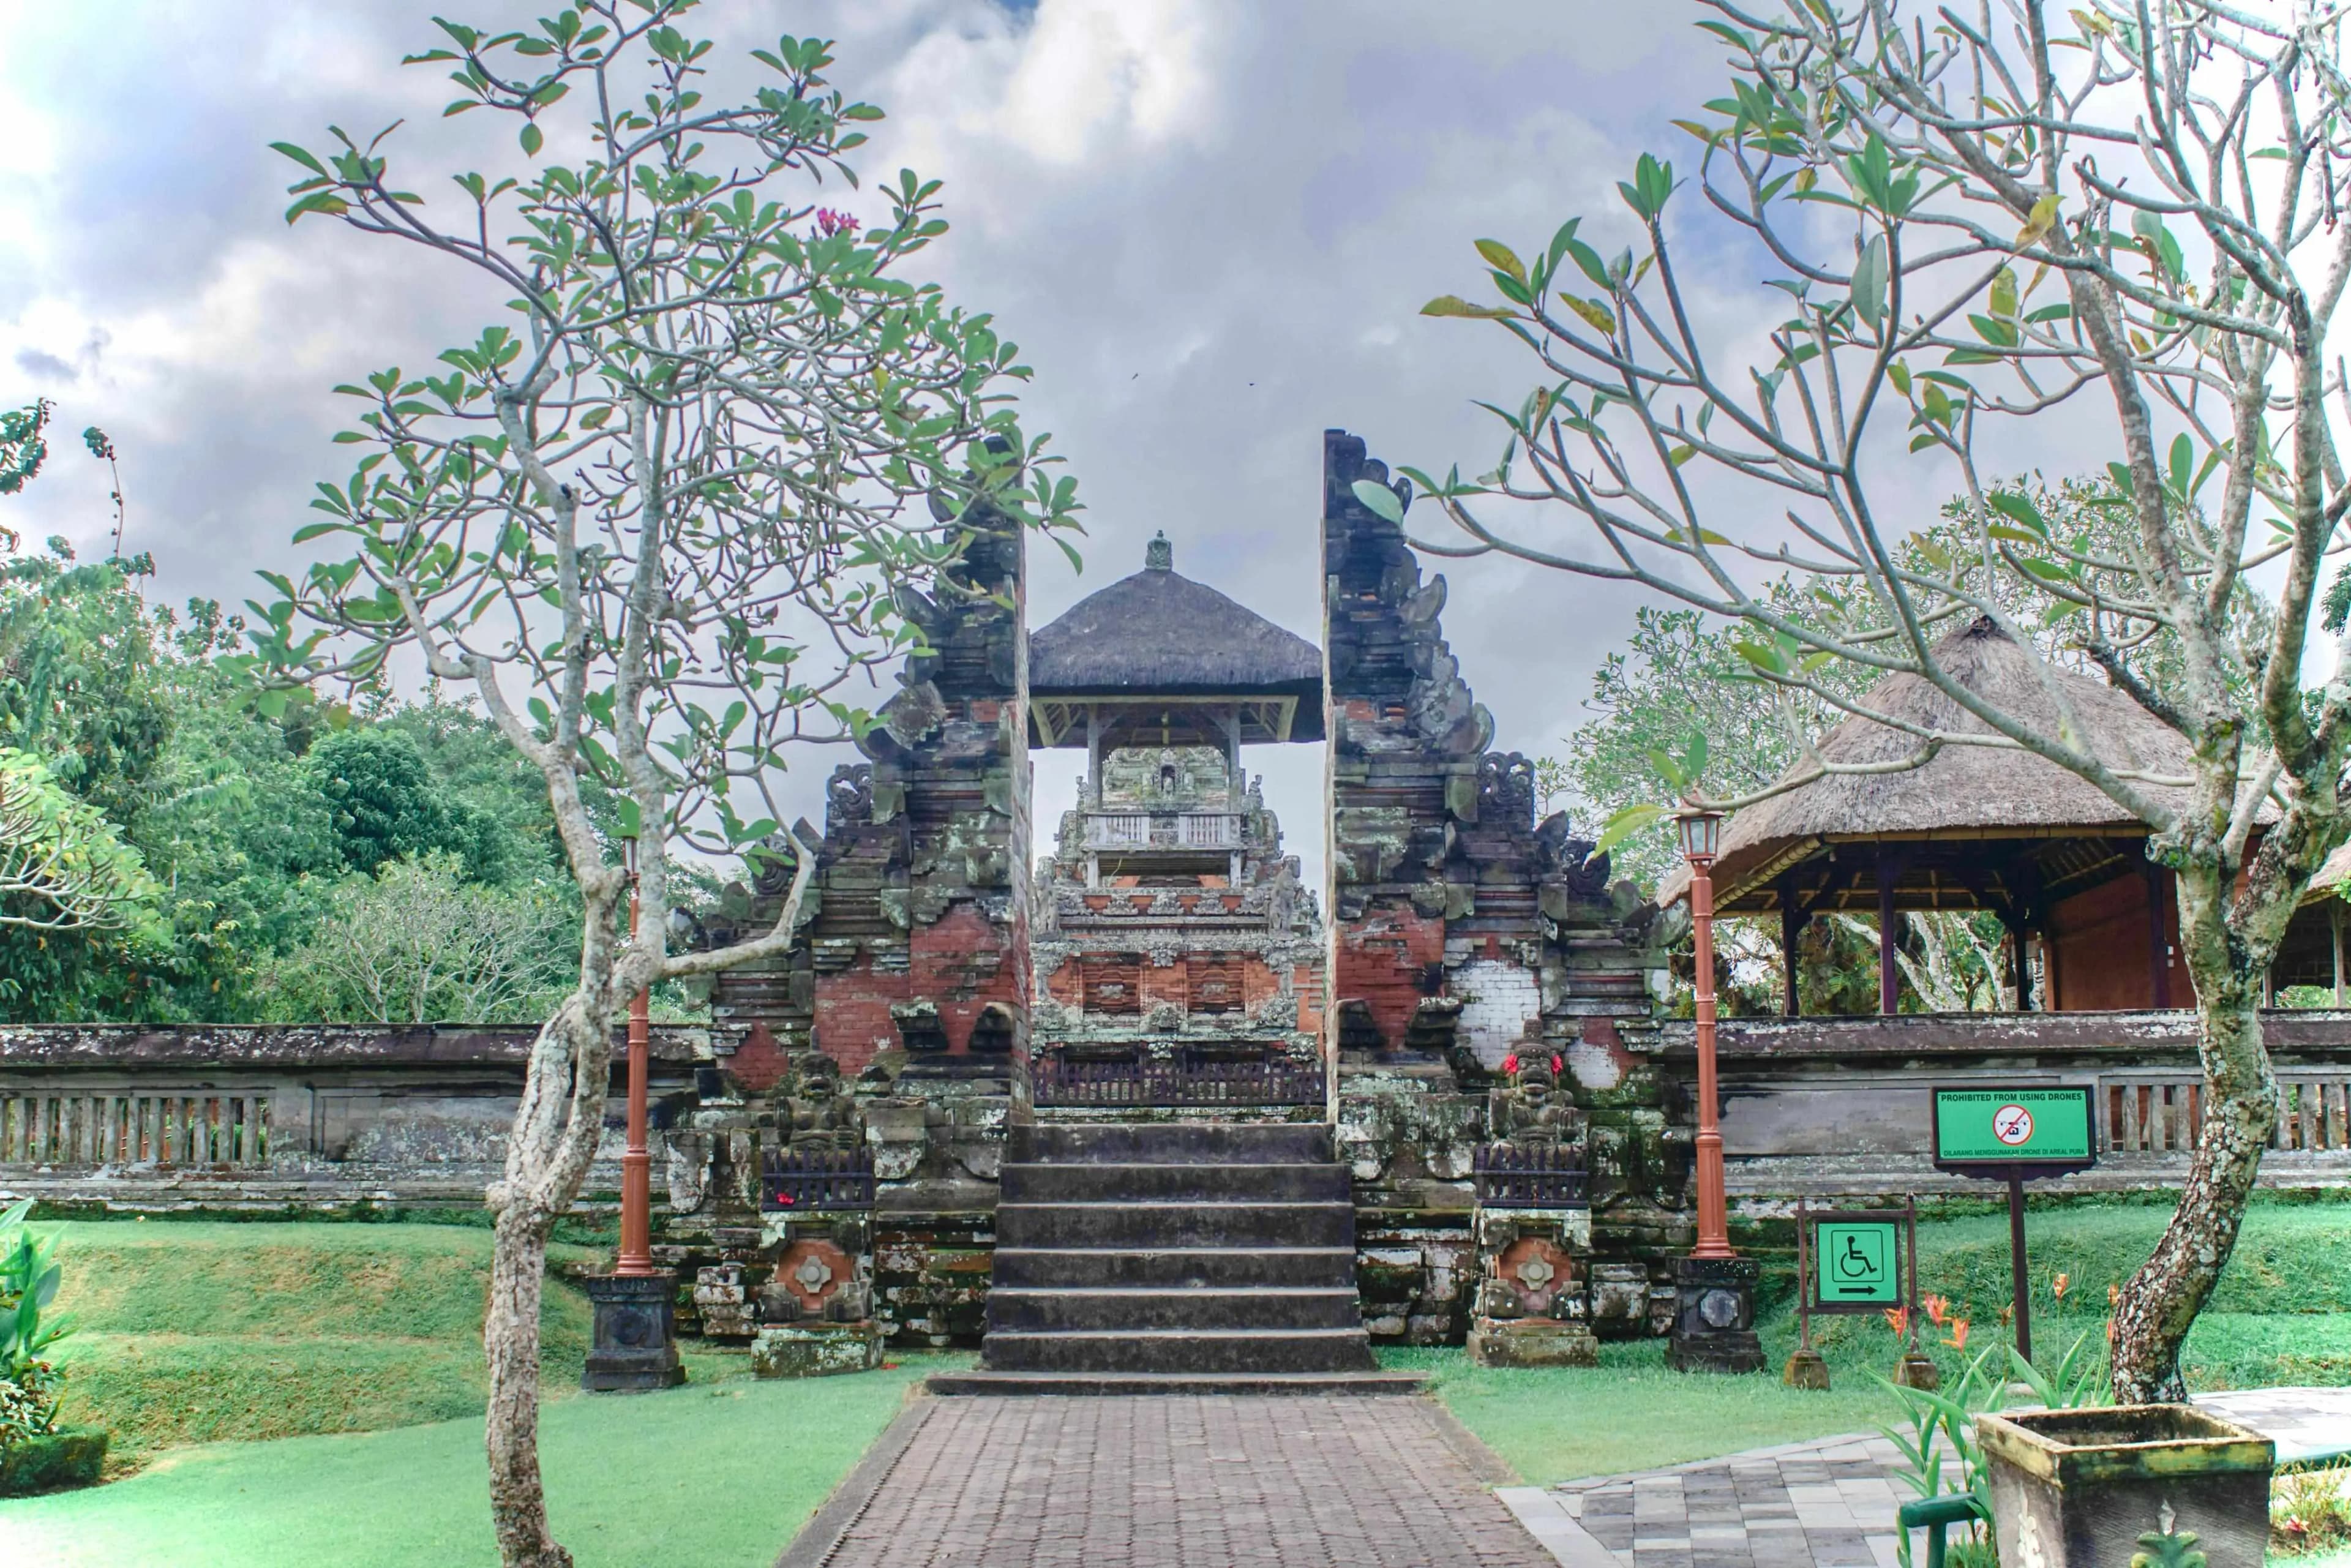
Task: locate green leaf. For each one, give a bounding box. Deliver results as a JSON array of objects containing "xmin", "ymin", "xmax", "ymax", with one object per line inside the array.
[
  {"xmin": 1987, "ymin": 492, "xmax": 2049, "ymax": 537},
  {"xmin": 1422, "ymin": 295, "xmax": 1517, "ymax": 320},
  {"xmin": 1851, "ymin": 232, "xmax": 1889, "ymax": 327},
  {"xmin": 1989, "ymin": 264, "xmax": 2019, "ymax": 321},
  {"xmin": 1591, "ymin": 802, "xmax": 1670, "ymax": 861},
  {"xmin": 519, "ymin": 121, "xmax": 543, "ymax": 157},
  {"xmin": 270, "ymin": 141, "xmax": 330, "ymax": 178},
  {"xmin": 1561, "ymin": 294, "xmax": 1617, "ymax": 336},
  {"xmin": 1474, "ymin": 239, "xmax": 1527, "ymax": 282},
  {"xmin": 1350, "ymin": 478, "xmax": 1404, "ymax": 524}
]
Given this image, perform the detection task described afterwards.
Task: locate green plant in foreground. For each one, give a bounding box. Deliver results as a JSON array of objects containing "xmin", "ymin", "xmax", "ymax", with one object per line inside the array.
[
  {"xmin": 2275, "ymin": 1469, "xmax": 2351, "ymax": 1559},
  {"xmin": 0, "ymin": 1198, "xmax": 72, "ymax": 1442},
  {"xmin": 1878, "ymin": 1334, "xmax": 2109, "ymax": 1568}
]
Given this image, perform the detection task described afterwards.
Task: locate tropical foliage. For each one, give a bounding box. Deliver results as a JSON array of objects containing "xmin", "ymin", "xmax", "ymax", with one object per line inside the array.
[
  {"xmin": 1406, "ymin": 0, "xmax": 2351, "ymax": 1400},
  {"xmin": 0, "ymin": 1199, "xmax": 70, "ymax": 1447}
]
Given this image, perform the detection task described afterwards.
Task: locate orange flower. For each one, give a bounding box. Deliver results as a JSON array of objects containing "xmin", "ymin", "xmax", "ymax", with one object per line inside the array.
[
  {"xmin": 1924, "ymin": 1294, "xmax": 1951, "ymax": 1326},
  {"xmin": 1946, "ymin": 1318, "xmax": 1971, "ymax": 1351},
  {"xmin": 2109, "ymin": 1283, "xmax": 2121, "ymax": 1307},
  {"xmin": 2052, "ymin": 1272, "xmax": 2069, "ymax": 1300},
  {"xmin": 1884, "ymin": 1306, "xmax": 1911, "ymax": 1338}
]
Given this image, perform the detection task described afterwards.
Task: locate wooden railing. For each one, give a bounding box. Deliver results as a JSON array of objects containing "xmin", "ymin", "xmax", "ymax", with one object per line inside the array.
[
  {"xmin": 2099, "ymin": 1071, "xmax": 2351, "ymax": 1154},
  {"xmin": 1030, "ymin": 1052, "xmax": 1324, "ymax": 1108},
  {"xmin": 759, "ymin": 1146, "xmax": 875, "ymax": 1212},
  {"xmin": 0, "ymin": 1092, "xmax": 271, "ymax": 1168},
  {"xmin": 1472, "ymin": 1144, "xmax": 1590, "ymax": 1208}
]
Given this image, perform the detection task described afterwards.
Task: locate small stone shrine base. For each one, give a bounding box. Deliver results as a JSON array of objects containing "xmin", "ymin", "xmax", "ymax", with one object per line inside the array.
[
  {"xmin": 752, "ymin": 1319, "xmax": 884, "ymax": 1378},
  {"xmin": 582, "ymin": 1270, "xmax": 686, "ymax": 1392},
  {"xmin": 1468, "ymin": 1316, "xmax": 1599, "ymax": 1368}
]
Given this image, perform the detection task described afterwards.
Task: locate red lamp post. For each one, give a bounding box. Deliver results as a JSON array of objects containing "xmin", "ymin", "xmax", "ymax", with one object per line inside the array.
[
  {"xmin": 582, "ymin": 835, "xmax": 681, "ymax": 1390},
  {"xmin": 617, "ymin": 835, "xmax": 654, "ymax": 1278},
  {"xmin": 1667, "ymin": 801, "xmax": 1763, "ymax": 1373},
  {"xmin": 1676, "ymin": 805, "xmax": 1733, "ymax": 1262}
]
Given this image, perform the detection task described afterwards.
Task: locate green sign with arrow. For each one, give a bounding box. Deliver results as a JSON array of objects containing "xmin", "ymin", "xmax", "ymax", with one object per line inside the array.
[{"xmin": 1814, "ymin": 1217, "xmax": 1902, "ymax": 1306}]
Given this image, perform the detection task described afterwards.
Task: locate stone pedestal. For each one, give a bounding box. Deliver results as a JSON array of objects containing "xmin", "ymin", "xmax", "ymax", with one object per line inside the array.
[
  {"xmin": 582, "ymin": 1270, "xmax": 686, "ymax": 1392},
  {"xmin": 1666, "ymin": 1255, "xmax": 1763, "ymax": 1374},
  {"xmin": 750, "ymin": 1320, "xmax": 885, "ymax": 1378},
  {"xmin": 1467, "ymin": 1203, "xmax": 1595, "ymax": 1368},
  {"xmin": 1782, "ymin": 1345, "xmax": 1830, "ymax": 1389}
]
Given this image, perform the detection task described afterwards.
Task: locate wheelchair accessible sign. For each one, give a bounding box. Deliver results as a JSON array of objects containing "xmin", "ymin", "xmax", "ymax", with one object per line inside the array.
[{"xmin": 1798, "ymin": 1204, "xmax": 1915, "ymax": 1315}]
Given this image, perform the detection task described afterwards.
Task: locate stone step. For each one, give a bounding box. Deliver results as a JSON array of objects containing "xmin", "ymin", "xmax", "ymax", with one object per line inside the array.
[
  {"xmin": 927, "ymin": 1370, "xmax": 1425, "ymax": 1397},
  {"xmin": 994, "ymin": 1200, "xmax": 1353, "ymax": 1251},
  {"xmin": 991, "ymin": 1246, "xmax": 1359, "ymax": 1291},
  {"xmin": 1008, "ymin": 1121, "xmax": 1332, "ymax": 1166},
  {"xmin": 986, "ymin": 1286, "xmax": 1363, "ymax": 1334},
  {"xmin": 999, "ymin": 1160, "xmax": 1348, "ymax": 1204},
  {"xmin": 980, "ymin": 1327, "xmax": 1379, "ymax": 1375}
]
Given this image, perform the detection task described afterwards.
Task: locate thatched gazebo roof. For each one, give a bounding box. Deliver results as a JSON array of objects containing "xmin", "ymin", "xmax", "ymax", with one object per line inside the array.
[
  {"xmin": 1658, "ymin": 617, "xmax": 2194, "ymax": 918},
  {"xmin": 1027, "ymin": 533, "xmax": 1324, "ymax": 746}
]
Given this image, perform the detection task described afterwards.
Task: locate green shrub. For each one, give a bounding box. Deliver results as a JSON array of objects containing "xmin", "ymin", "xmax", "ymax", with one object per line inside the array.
[
  {"xmin": 0, "ymin": 1425, "xmax": 106, "ymax": 1495},
  {"xmin": 2277, "ymin": 1469, "xmax": 2351, "ymax": 1558},
  {"xmin": 1, "ymin": 1196, "xmax": 74, "ymax": 1447}
]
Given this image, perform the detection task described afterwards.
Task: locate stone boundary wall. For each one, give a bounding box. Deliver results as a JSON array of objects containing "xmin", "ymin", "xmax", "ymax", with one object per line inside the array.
[
  {"xmin": 1662, "ymin": 1008, "xmax": 2351, "ymax": 1202},
  {"xmin": 0, "ymin": 1024, "xmax": 707, "ymax": 1214}
]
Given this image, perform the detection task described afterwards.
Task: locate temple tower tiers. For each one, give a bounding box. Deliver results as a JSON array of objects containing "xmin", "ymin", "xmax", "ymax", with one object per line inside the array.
[{"xmin": 1024, "ymin": 533, "xmax": 1327, "ymax": 1114}]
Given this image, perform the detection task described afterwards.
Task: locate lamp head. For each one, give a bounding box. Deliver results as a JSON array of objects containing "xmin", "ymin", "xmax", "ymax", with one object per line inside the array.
[{"xmin": 1674, "ymin": 803, "xmax": 1723, "ymax": 864}]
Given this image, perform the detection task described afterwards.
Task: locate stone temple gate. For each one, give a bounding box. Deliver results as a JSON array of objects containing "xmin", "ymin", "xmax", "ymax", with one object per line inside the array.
[
  {"xmin": 661, "ymin": 428, "xmax": 1688, "ymax": 1383},
  {"xmin": 26, "ymin": 433, "xmax": 2345, "ymax": 1378}
]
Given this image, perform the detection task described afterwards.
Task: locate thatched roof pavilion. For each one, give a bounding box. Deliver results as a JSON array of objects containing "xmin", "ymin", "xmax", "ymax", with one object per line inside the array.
[
  {"xmin": 1027, "ymin": 531, "xmax": 1324, "ymax": 751},
  {"xmin": 1658, "ymin": 617, "xmax": 2196, "ymax": 1015}
]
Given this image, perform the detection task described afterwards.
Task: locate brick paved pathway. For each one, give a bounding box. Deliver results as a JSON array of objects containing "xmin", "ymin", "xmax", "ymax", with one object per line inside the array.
[
  {"xmin": 2197, "ymin": 1387, "xmax": 2351, "ymax": 1465},
  {"xmin": 1499, "ymin": 1436, "xmax": 1908, "ymax": 1568},
  {"xmin": 789, "ymin": 1395, "xmax": 1554, "ymax": 1567}
]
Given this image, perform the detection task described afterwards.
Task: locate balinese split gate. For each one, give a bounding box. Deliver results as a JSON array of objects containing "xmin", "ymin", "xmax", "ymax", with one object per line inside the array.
[{"xmin": 7, "ymin": 430, "xmax": 2351, "ymax": 1378}]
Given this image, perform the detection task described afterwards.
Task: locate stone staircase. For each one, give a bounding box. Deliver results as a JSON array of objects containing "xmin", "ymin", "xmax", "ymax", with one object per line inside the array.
[{"xmin": 926, "ymin": 1121, "xmax": 1420, "ymax": 1394}]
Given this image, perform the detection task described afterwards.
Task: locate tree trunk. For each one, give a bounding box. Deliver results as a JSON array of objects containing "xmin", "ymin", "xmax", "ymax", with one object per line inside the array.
[
  {"xmin": 2108, "ymin": 885, "xmax": 2279, "ymax": 1401},
  {"xmin": 485, "ymin": 1200, "xmax": 569, "ymax": 1568}
]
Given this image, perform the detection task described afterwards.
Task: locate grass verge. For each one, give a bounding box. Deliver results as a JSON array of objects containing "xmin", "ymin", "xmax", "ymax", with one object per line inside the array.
[
  {"xmin": 37, "ymin": 1221, "xmax": 602, "ymax": 1466},
  {"xmin": 1411, "ymin": 1202, "xmax": 2351, "ymax": 1485},
  {"xmin": 1, "ymin": 1357, "xmax": 951, "ymax": 1568}
]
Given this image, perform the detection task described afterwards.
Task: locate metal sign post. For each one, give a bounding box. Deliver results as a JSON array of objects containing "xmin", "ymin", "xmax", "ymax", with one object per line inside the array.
[{"xmin": 1930, "ymin": 1086, "xmax": 2098, "ymax": 1367}]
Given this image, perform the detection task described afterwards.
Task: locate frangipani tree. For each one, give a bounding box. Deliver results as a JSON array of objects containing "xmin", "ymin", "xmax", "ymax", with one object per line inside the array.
[
  {"xmin": 250, "ymin": 7, "xmax": 1075, "ymax": 1564},
  {"xmin": 0, "ymin": 749, "xmax": 155, "ymax": 934},
  {"xmin": 1398, "ymin": 0, "xmax": 2351, "ymax": 1400}
]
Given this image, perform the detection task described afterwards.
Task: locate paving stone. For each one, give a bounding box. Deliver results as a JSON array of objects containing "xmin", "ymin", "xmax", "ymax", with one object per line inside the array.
[{"xmin": 809, "ymin": 1394, "xmax": 1552, "ymax": 1567}]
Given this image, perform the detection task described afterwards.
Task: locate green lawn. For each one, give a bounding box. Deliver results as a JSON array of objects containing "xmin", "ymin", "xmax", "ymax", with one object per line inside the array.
[
  {"xmin": 2, "ymin": 1358, "xmax": 942, "ymax": 1568},
  {"xmin": 36, "ymin": 1221, "xmax": 607, "ymax": 1465},
  {"xmin": 1406, "ymin": 1201, "xmax": 2351, "ymax": 1485},
  {"xmin": 10, "ymin": 1202, "xmax": 2351, "ymax": 1556}
]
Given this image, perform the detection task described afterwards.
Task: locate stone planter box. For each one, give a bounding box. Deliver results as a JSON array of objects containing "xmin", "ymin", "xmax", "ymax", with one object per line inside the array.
[
  {"xmin": 0, "ymin": 1427, "xmax": 108, "ymax": 1495},
  {"xmin": 1976, "ymin": 1405, "xmax": 2273, "ymax": 1568}
]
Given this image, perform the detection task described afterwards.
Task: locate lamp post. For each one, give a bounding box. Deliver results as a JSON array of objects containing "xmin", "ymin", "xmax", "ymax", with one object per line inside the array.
[
  {"xmin": 581, "ymin": 833, "xmax": 683, "ymax": 1390},
  {"xmin": 617, "ymin": 835, "xmax": 654, "ymax": 1277},
  {"xmin": 1668, "ymin": 803, "xmax": 1763, "ymax": 1373},
  {"xmin": 1676, "ymin": 806, "xmax": 1734, "ymax": 1262}
]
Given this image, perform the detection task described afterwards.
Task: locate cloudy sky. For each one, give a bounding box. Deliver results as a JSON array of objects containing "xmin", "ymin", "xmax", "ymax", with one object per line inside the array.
[{"xmin": 0, "ymin": 0, "xmax": 2110, "ymax": 883}]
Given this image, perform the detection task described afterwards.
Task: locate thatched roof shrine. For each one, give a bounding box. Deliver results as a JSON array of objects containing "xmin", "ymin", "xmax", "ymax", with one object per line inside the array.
[
  {"xmin": 1661, "ymin": 617, "xmax": 2191, "ymax": 921},
  {"xmin": 1656, "ymin": 617, "xmax": 2218, "ymax": 1015},
  {"xmin": 1027, "ymin": 532, "xmax": 1324, "ymax": 747}
]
